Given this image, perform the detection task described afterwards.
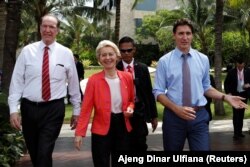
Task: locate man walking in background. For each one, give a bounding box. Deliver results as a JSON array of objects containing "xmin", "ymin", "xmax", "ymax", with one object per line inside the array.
[
  {"xmin": 224, "ymin": 57, "xmax": 250, "ymax": 140},
  {"xmin": 117, "ymin": 36, "xmax": 158, "ymax": 151}
]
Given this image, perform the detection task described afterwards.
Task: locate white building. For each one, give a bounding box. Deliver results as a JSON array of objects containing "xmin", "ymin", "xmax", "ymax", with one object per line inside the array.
[{"xmin": 101, "ymin": 0, "xmax": 179, "ymax": 41}]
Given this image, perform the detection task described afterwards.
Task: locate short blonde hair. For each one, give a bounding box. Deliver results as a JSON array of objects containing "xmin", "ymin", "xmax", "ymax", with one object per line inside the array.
[{"xmin": 95, "ymin": 40, "xmax": 121, "ymax": 59}]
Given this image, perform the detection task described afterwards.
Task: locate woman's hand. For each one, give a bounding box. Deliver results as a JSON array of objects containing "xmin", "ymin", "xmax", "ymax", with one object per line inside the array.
[
  {"xmin": 124, "ymin": 107, "xmax": 134, "ymax": 118},
  {"xmin": 74, "ymin": 136, "xmax": 83, "ymax": 151}
]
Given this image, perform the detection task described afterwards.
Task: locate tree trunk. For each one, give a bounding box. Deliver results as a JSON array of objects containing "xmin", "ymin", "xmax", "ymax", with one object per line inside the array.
[
  {"xmin": 2, "ymin": 0, "xmax": 22, "ymax": 94},
  {"xmin": 214, "ymin": 0, "xmax": 225, "ymax": 116},
  {"xmin": 0, "ymin": 0, "xmax": 6, "ymax": 70},
  {"xmin": 114, "ymin": 0, "xmax": 120, "ymax": 44}
]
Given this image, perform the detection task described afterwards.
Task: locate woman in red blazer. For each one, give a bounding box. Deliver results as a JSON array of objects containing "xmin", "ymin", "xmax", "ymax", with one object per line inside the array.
[{"xmin": 75, "ymin": 40, "xmax": 135, "ymax": 167}]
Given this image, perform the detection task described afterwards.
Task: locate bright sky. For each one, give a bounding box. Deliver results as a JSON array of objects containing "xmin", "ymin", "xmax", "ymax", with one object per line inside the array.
[{"xmin": 85, "ymin": 0, "xmax": 93, "ymax": 7}]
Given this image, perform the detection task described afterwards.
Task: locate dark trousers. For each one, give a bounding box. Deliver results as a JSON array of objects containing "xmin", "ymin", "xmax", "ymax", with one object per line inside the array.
[
  {"xmin": 129, "ymin": 116, "xmax": 148, "ymax": 151},
  {"xmin": 233, "ymin": 91, "xmax": 247, "ymax": 136},
  {"xmin": 162, "ymin": 107, "xmax": 210, "ymax": 151},
  {"xmin": 21, "ymin": 98, "xmax": 65, "ymax": 167},
  {"xmin": 91, "ymin": 113, "xmax": 130, "ymax": 167}
]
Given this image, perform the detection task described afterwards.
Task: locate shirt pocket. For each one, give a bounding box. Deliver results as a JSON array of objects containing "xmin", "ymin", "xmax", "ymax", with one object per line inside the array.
[{"xmin": 52, "ymin": 64, "xmax": 66, "ymax": 80}]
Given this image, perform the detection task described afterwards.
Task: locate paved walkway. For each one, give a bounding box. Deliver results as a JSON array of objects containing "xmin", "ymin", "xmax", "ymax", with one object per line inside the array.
[{"xmin": 15, "ymin": 119, "xmax": 250, "ymax": 167}]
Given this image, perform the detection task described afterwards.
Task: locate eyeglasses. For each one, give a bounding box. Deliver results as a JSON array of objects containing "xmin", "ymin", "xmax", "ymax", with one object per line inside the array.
[{"xmin": 120, "ymin": 48, "xmax": 133, "ymax": 53}]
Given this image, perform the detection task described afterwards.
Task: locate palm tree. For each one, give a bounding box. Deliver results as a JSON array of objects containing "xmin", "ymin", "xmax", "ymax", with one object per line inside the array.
[
  {"xmin": 58, "ymin": 14, "xmax": 97, "ymax": 53},
  {"xmin": 2, "ymin": 0, "xmax": 22, "ymax": 94},
  {"xmin": 21, "ymin": 0, "xmax": 111, "ymax": 41},
  {"xmin": 214, "ymin": 0, "xmax": 225, "ymax": 116},
  {"xmin": 178, "ymin": 0, "xmax": 215, "ymax": 56},
  {"xmin": 113, "ymin": 0, "xmax": 144, "ymax": 44},
  {"xmin": 114, "ymin": 0, "xmax": 120, "ymax": 44}
]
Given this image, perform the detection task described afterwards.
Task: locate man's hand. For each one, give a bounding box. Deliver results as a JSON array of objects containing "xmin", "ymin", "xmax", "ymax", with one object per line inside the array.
[
  {"xmin": 224, "ymin": 95, "xmax": 248, "ymax": 109},
  {"xmin": 243, "ymin": 83, "xmax": 250, "ymax": 89},
  {"xmin": 151, "ymin": 118, "xmax": 158, "ymax": 133},
  {"xmin": 10, "ymin": 112, "xmax": 21, "ymax": 130},
  {"xmin": 70, "ymin": 115, "xmax": 79, "ymax": 130},
  {"xmin": 174, "ymin": 106, "xmax": 196, "ymax": 120},
  {"xmin": 74, "ymin": 136, "xmax": 82, "ymax": 151}
]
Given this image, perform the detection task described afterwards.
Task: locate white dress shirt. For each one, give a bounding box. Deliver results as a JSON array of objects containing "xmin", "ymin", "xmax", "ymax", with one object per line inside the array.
[
  {"xmin": 237, "ymin": 69, "xmax": 244, "ymax": 92},
  {"xmin": 8, "ymin": 40, "xmax": 81, "ymax": 115}
]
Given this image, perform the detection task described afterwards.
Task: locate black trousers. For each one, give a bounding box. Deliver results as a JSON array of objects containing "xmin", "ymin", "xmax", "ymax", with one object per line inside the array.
[
  {"xmin": 233, "ymin": 91, "xmax": 247, "ymax": 136},
  {"xmin": 21, "ymin": 98, "xmax": 65, "ymax": 167},
  {"xmin": 91, "ymin": 113, "xmax": 130, "ymax": 167},
  {"xmin": 129, "ymin": 115, "xmax": 148, "ymax": 151}
]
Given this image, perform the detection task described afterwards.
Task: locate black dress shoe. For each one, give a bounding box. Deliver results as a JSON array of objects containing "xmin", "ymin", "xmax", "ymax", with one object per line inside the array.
[
  {"xmin": 233, "ymin": 136, "xmax": 240, "ymax": 140},
  {"xmin": 238, "ymin": 134, "xmax": 245, "ymax": 138}
]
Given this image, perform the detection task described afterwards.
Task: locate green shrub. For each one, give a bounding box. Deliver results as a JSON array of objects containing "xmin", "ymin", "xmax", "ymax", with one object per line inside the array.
[
  {"xmin": 0, "ymin": 103, "xmax": 25, "ymax": 167},
  {"xmin": 82, "ymin": 59, "xmax": 92, "ymax": 68}
]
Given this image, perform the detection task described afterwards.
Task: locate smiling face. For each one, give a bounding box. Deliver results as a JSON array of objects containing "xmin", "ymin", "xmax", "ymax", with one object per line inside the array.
[
  {"xmin": 40, "ymin": 15, "xmax": 59, "ymax": 45},
  {"xmin": 173, "ymin": 25, "xmax": 193, "ymax": 54},
  {"xmin": 98, "ymin": 46, "xmax": 118, "ymax": 70}
]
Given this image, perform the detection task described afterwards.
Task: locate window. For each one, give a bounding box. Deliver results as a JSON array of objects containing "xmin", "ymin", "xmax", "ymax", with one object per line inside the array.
[{"xmin": 135, "ymin": 0, "xmax": 156, "ymax": 11}]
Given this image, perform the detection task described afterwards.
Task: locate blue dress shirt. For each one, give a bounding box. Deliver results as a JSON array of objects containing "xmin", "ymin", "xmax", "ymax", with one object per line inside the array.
[{"xmin": 153, "ymin": 47, "xmax": 211, "ymax": 106}]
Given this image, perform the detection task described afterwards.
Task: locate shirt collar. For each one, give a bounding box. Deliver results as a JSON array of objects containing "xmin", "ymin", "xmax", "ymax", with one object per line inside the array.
[
  {"xmin": 175, "ymin": 47, "xmax": 194, "ymax": 59},
  {"xmin": 40, "ymin": 40, "xmax": 56, "ymax": 51},
  {"xmin": 122, "ymin": 58, "xmax": 134, "ymax": 68}
]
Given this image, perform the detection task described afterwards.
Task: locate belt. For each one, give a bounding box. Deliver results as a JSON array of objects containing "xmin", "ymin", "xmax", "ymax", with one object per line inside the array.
[
  {"xmin": 192, "ymin": 106, "xmax": 205, "ymax": 111},
  {"xmin": 22, "ymin": 98, "xmax": 64, "ymax": 106}
]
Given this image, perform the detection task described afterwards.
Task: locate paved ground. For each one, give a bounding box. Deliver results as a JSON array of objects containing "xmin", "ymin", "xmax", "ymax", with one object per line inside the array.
[{"xmin": 15, "ymin": 119, "xmax": 250, "ymax": 167}]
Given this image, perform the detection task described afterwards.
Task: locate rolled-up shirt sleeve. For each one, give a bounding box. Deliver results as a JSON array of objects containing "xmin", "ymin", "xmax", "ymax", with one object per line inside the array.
[{"xmin": 153, "ymin": 58, "xmax": 168, "ymax": 100}]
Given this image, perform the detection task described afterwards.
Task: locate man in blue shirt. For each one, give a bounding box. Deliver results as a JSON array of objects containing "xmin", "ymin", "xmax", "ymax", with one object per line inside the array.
[{"xmin": 153, "ymin": 18, "xmax": 248, "ymax": 151}]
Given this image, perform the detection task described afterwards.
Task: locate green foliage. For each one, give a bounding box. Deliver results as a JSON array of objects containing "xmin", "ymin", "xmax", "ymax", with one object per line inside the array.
[
  {"xmin": 81, "ymin": 49, "xmax": 98, "ymax": 65},
  {"xmin": 0, "ymin": 93, "xmax": 7, "ymax": 104},
  {"xmin": 222, "ymin": 31, "xmax": 249, "ymax": 64},
  {"xmin": 82, "ymin": 59, "xmax": 92, "ymax": 68},
  {"xmin": 136, "ymin": 9, "xmax": 184, "ymax": 52},
  {"xmin": 155, "ymin": 26, "xmax": 174, "ymax": 53},
  {"xmin": 0, "ymin": 103, "xmax": 25, "ymax": 167}
]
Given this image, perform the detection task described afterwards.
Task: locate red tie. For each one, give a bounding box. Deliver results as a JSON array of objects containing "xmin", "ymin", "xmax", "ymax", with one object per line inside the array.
[
  {"xmin": 127, "ymin": 65, "xmax": 132, "ymax": 73},
  {"xmin": 42, "ymin": 46, "xmax": 51, "ymax": 101}
]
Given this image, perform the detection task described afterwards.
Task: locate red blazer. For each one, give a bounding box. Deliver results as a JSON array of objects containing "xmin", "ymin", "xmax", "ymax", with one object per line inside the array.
[{"xmin": 75, "ymin": 70, "xmax": 135, "ymax": 137}]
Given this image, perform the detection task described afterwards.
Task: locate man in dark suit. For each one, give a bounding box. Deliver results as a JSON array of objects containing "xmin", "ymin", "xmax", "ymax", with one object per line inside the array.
[
  {"xmin": 67, "ymin": 54, "xmax": 84, "ymax": 103},
  {"xmin": 74, "ymin": 54, "xmax": 84, "ymax": 100},
  {"xmin": 74, "ymin": 54, "xmax": 84, "ymax": 81},
  {"xmin": 116, "ymin": 36, "xmax": 158, "ymax": 151},
  {"xmin": 224, "ymin": 57, "xmax": 250, "ymax": 140},
  {"xmin": 205, "ymin": 74, "xmax": 215, "ymax": 122}
]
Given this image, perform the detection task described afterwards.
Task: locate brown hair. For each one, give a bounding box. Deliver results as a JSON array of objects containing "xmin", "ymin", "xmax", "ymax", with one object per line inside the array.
[{"xmin": 173, "ymin": 18, "xmax": 194, "ymax": 33}]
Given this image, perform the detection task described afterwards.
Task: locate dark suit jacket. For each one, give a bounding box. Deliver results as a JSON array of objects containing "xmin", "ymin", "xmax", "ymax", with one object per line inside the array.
[
  {"xmin": 224, "ymin": 68, "xmax": 250, "ymax": 98},
  {"xmin": 116, "ymin": 60, "xmax": 158, "ymax": 122},
  {"xmin": 205, "ymin": 75, "xmax": 215, "ymax": 121},
  {"xmin": 76, "ymin": 61, "xmax": 84, "ymax": 80}
]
